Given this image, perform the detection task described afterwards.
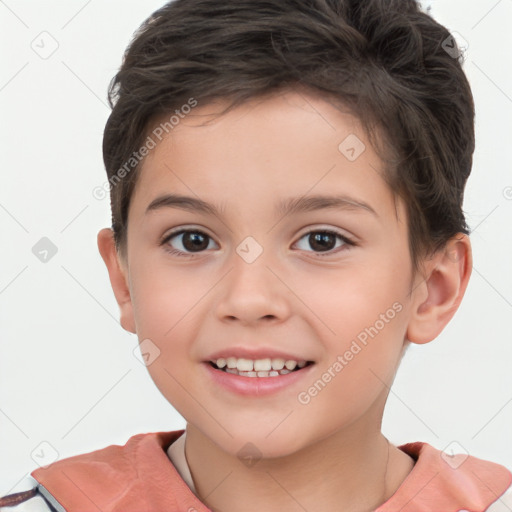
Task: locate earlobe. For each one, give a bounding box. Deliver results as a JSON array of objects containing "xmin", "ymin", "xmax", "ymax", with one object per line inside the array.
[
  {"xmin": 406, "ymin": 234, "xmax": 472, "ymax": 345},
  {"xmin": 97, "ymin": 228, "xmax": 137, "ymax": 334}
]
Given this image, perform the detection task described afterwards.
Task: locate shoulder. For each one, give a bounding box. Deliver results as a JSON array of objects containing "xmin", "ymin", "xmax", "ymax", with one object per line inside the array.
[
  {"xmin": 389, "ymin": 442, "xmax": 512, "ymax": 512},
  {"xmin": 2, "ymin": 430, "xmax": 188, "ymax": 512}
]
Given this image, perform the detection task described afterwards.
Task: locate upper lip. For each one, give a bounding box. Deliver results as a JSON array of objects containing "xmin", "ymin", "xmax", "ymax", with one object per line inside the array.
[{"xmin": 205, "ymin": 347, "xmax": 315, "ymax": 362}]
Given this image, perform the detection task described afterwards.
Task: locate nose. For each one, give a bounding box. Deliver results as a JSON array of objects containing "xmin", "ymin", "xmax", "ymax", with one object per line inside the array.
[{"xmin": 214, "ymin": 250, "xmax": 292, "ymax": 326}]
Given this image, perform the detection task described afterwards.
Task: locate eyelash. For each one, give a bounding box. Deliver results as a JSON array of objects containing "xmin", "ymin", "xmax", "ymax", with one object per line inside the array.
[{"xmin": 159, "ymin": 228, "xmax": 356, "ymax": 258}]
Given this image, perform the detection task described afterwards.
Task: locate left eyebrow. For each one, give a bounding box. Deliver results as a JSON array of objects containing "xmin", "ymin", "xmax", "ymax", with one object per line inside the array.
[
  {"xmin": 145, "ymin": 193, "xmax": 378, "ymax": 218},
  {"xmin": 276, "ymin": 194, "xmax": 378, "ymax": 218}
]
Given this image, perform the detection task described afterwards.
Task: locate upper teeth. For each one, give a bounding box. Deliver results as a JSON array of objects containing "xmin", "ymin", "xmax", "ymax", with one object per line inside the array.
[{"xmin": 214, "ymin": 357, "xmax": 307, "ymax": 372}]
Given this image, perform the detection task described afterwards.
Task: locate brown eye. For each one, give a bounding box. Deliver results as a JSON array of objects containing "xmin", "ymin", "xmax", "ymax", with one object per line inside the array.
[
  {"xmin": 162, "ymin": 229, "xmax": 217, "ymax": 257},
  {"xmin": 180, "ymin": 231, "xmax": 210, "ymax": 251},
  {"xmin": 294, "ymin": 230, "xmax": 354, "ymax": 256},
  {"xmin": 308, "ymin": 232, "xmax": 337, "ymax": 252}
]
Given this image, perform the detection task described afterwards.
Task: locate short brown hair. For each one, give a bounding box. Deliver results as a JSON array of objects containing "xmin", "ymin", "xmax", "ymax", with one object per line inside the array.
[{"xmin": 103, "ymin": 0, "xmax": 475, "ymax": 275}]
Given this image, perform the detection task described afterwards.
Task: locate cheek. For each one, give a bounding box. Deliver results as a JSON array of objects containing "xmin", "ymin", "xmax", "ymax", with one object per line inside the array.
[
  {"xmin": 302, "ymin": 260, "xmax": 408, "ymax": 340},
  {"xmin": 129, "ymin": 259, "xmax": 204, "ymax": 337},
  {"xmin": 129, "ymin": 264, "xmax": 203, "ymax": 416},
  {"xmin": 128, "ymin": 260, "xmax": 209, "ymax": 373},
  {"xmin": 301, "ymin": 257, "xmax": 409, "ymax": 389}
]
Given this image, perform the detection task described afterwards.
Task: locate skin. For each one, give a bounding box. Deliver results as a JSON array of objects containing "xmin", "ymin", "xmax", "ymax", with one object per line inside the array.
[{"xmin": 98, "ymin": 89, "xmax": 472, "ymax": 511}]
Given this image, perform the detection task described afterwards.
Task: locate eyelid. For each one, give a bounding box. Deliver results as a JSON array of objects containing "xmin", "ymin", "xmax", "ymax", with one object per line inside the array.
[
  {"xmin": 160, "ymin": 225, "xmax": 216, "ymax": 243},
  {"xmin": 296, "ymin": 224, "xmax": 355, "ymax": 240},
  {"xmin": 295, "ymin": 224, "xmax": 357, "ymax": 244}
]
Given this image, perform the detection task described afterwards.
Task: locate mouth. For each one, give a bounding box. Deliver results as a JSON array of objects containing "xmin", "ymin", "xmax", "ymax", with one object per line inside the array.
[{"xmin": 208, "ymin": 357, "xmax": 315, "ymax": 378}]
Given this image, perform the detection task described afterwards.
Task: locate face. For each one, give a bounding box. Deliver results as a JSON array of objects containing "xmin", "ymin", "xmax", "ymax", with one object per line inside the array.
[{"xmin": 119, "ymin": 90, "xmax": 420, "ymax": 458}]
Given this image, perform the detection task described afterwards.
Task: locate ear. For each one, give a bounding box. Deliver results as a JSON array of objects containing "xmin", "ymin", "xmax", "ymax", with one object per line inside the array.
[
  {"xmin": 406, "ymin": 233, "xmax": 472, "ymax": 344},
  {"xmin": 97, "ymin": 228, "xmax": 136, "ymax": 334}
]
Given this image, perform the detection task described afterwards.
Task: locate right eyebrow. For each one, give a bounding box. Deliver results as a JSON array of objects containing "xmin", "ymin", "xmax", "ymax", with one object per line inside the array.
[{"xmin": 145, "ymin": 194, "xmax": 225, "ymax": 217}]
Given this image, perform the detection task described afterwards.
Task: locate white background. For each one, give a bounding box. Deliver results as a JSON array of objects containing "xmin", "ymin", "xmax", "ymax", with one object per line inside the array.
[{"xmin": 1, "ymin": 0, "xmax": 511, "ymax": 496}]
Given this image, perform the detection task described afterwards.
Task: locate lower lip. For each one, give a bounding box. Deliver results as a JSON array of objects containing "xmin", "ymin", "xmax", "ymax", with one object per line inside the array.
[{"xmin": 202, "ymin": 362, "xmax": 315, "ymax": 397}]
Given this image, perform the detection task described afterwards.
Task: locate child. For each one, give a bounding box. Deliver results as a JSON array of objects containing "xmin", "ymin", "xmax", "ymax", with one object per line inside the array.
[{"xmin": 2, "ymin": 0, "xmax": 510, "ymax": 510}]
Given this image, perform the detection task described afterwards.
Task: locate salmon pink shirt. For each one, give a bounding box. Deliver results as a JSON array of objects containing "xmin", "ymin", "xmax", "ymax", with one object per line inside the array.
[{"xmin": 1, "ymin": 430, "xmax": 511, "ymax": 511}]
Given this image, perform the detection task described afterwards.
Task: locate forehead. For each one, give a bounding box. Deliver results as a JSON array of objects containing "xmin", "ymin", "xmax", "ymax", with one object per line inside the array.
[{"xmin": 129, "ymin": 90, "xmax": 402, "ymax": 225}]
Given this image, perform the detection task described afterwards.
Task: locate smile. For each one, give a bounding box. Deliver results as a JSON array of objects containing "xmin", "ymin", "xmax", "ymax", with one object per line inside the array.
[
  {"xmin": 210, "ymin": 357, "xmax": 313, "ymax": 378},
  {"xmin": 203, "ymin": 356, "xmax": 316, "ymax": 397}
]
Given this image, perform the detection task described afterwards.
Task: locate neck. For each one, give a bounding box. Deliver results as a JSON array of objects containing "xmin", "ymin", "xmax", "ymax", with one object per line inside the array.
[{"xmin": 184, "ymin": 418, "xmax": 414, "ymax": 512}]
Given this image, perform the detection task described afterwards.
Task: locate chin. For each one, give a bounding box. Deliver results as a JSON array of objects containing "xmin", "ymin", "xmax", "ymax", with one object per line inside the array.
[{"xmin": 213, "ymin": 428, "xmax": 310, "ymax": 462}]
